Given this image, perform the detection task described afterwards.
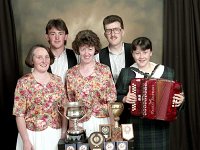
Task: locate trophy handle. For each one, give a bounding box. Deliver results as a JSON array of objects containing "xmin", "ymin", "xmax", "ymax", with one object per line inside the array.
[{"xmin": 57, "ymin": 103, "xmax": 69, "ymax": 119}]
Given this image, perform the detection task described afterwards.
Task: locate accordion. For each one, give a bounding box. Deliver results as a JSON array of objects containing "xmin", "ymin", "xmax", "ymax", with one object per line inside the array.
[{"xmin": 130, "ymin": 78, "xmax": 182, "ymax": 121}]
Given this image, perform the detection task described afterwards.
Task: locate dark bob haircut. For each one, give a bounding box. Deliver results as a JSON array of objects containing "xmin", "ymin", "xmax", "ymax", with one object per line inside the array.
[
  {"xmin": 131, "ymin": 37, "xmax": 152, "ymax": 53},
  {"xmin": 72, "ymin": 30, "xmax": 102, "ymax": 55},
  {"xmin": 25, "ymin": 44, "xmax": 55, "ymax": 68}
]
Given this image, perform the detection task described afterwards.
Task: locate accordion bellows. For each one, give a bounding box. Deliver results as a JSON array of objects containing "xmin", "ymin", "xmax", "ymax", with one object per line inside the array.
[{"xmin": 130, "ymin": 78, "xmax": 182, "ymax": 121}]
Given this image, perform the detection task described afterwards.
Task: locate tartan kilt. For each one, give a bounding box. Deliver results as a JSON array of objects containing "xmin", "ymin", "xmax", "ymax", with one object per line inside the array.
[{"xmin": 126, "ymin": 116, "xmax": 170, "ymax": 150}]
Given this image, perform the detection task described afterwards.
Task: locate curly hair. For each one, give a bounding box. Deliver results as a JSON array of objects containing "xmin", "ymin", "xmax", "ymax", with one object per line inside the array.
[{"xmin": 72, "ymin": 30, "xmax": 102, "ymax": 55}]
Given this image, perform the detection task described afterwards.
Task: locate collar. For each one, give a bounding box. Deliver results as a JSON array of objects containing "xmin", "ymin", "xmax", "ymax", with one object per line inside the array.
[
  {"xmin": 108, "ymin": 43, "xmax": 124, "ymax": 55},
  {"xmin": 55, "ymin": 49, "xmax": 66, "ymax": 58}
]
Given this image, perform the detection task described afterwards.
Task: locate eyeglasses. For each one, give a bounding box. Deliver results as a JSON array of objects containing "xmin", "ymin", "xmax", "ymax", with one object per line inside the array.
[{"xmin": 105, "ymin": 28, "xmax": 121, "ymax": 35}]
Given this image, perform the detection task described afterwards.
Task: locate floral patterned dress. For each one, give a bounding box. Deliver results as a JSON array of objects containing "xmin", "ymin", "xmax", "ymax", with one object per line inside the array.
[
  {"xmin": 13, "ymin": 73, "xmax": 67, "ymax": 150},
  {"xmin": 66, "ymin": 62, "xmax": 116, "ymax": 137}
]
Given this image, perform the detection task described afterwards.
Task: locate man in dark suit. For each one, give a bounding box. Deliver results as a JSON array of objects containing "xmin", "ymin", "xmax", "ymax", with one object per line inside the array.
[
  {"xmin": 45, "ymin": 18, "xmax": 77, "ymax": 83},
  {"xmin": 96, "ymin": 15, "xmax": 134, "ymax": 83}
]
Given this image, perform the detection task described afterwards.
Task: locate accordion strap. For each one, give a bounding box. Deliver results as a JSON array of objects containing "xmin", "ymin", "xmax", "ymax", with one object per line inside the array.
[{"xmin": 131, "ymin": 64, "xmax": 160, "ymax": 78}]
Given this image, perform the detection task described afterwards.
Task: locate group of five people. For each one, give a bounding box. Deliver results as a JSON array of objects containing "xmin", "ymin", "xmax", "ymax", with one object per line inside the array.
[{"xmin": 12, "ymin": 15, "xmax": 184, "ymax": 150}]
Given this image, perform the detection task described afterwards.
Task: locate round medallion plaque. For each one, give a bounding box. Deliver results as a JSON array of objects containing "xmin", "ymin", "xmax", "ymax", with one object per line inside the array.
[{"xmin": 88, "ymin": 132, "xmax": 105, "ymax": 150}]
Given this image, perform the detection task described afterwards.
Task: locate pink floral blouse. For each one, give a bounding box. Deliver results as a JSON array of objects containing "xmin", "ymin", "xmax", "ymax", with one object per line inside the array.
[
  {"xmin": 66, "ymin": 62, "xmax": 116, "ymax": 122},
  {"xmin": 13, "ymin": 73, "xmax": 67, "ymax": 131}
]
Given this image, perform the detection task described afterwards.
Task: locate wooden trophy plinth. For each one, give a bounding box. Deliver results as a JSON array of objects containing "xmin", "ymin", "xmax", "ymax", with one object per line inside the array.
[{"xmin": 111, "ymin": 126, "xmax": 123, "ymax": 141}]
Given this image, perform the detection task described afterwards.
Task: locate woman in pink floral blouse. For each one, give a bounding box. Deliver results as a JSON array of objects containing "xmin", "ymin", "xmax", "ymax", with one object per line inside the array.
[
  {"xmin": 13, "ymin": 44, "xmax": 67, "ymax": 150},
  {"xmin": 66, "ymin": 30, "xmax": 117, "ymax": 137}
]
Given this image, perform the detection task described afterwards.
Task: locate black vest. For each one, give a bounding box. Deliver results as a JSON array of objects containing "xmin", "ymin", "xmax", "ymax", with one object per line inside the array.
[
  {"xmin": 48, "ymin": 49, "xmax": 77, "ymax": 73},
  {"xmin": 99, "ymin": 43, "xmax": 134, "ymax": 73}
]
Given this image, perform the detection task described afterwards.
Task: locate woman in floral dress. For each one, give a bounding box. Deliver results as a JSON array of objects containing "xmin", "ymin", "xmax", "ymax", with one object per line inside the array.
[
  {"xmin": 66, "ymin": 30, "xmax": 116, "ymax": 137},
  {"xmin": 13, "ymin": 44, "xmax": 67, "ymax": 150}
]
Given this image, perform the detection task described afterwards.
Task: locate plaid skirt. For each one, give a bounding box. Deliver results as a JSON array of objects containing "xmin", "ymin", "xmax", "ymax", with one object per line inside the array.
[{"xmin": 126, "ymin": 116, "xmax": 170, "ymax": 150}]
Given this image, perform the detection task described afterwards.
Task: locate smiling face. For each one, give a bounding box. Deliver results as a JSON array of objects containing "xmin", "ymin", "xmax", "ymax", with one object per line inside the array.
[
  {"xmin": 32, "ymin": 47, "xmax": 51, "ymax": 73},
  {"xmin": 132, "ymin": 46, "xmax": 152, "ymax": 68},
  {"xmin": 104, "ymin": 21, "xmax": 124, "ymax": 47},
  {"xmin": 46, "ymin": 27, "xmax": 68, "ymax": 50},
  {"xmin": 79, "ymin": 45, "xmax": 95, "ymax": 64}
]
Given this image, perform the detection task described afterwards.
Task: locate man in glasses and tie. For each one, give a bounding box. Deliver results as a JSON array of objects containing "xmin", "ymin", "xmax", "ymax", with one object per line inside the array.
[{"xmin": 96, "ymin": 15, "xmax": 134, "ymax": 83}]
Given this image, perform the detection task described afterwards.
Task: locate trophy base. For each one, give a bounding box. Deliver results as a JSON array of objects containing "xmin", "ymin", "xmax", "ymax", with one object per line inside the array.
[
  {"xmin": 66, "ymin": 132, "xmax": 87, "ymax": 144},
  {"xmin": 67, "ymin": 127, "xmax": 85, "ymax": 135}
]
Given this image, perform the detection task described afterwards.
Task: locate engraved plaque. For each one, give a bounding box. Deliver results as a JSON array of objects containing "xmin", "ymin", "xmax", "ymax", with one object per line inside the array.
[
  {"xmin": 88, "ymin": 132, "xmax": 105, "ymax": 150},
  {"xmin": 111, "ymin": 127, "xmax": 123, "ymax": 141},
  {"xmin": 77, "ymin": 143, "xmax": 89, "ymax": 150},
  {"xmin": 116, "ymin": 141, "xmax": 128, "ymax": 150},
  {"xmin": 99, "ymin": 124, "xmax": 111, "ymax": 141},
  {"xmin": 104, "ymin": 141, "xmax": 116, "ymax": 150},
  {"xmin": 121, "ymin": 124, "xmax": 134, "ymax": 141},
  {"xmin": 65, "ymin": 143, "xmax": 76, "ymax": 150}
]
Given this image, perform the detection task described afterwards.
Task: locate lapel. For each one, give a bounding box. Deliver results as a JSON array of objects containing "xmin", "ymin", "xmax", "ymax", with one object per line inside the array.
[
  {"xmin": 124, "ymin": 43, "xmax": 135, "ymax": 67},
  {"xmin": 99, "ymin": 47, "xmax": 111, "ymax": 69},
  {"xmin": 66, "ymin": 49, "xmax": 77, "ymax": 69}
]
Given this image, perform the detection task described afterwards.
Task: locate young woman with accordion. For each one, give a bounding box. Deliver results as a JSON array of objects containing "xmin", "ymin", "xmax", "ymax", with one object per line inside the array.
[{"xmin": 116, "ymin": 37, "xmax": 185, "ymax": 150}]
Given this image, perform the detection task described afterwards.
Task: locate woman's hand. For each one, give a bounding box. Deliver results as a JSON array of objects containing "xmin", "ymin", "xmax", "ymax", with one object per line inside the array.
[
  {"xmin": 123, "ymin": 85, "xmax": 137, "ymax": 104},
  {"xmin": 61, "ymin": 131, "xmax": 66, "ymax": 140},
  {"xmin": 23, "ymin": 140, "xmax": 34, "ymax": 150},
  {"xmin": 172, "ymin": 92, "xmax": 185, "ymax": 107}
]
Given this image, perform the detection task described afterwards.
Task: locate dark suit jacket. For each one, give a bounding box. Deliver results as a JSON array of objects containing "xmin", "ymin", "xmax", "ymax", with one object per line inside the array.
[
  {"xmin": 48, "ymin": 48, "xmax": 77, "ymax": 73},
  {"xmin": 99, "ymin": 43, "xmax": 135, "ymax": 74}
]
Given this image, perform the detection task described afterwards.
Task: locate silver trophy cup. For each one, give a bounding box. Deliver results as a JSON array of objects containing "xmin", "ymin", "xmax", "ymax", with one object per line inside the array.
[
  {"xmin": 65, "ymin": 102, "xmax": 87, "ymax": 143},
  {"xmin": 66, "ymin": 101, "xmax": 85, "ymax": 134}
]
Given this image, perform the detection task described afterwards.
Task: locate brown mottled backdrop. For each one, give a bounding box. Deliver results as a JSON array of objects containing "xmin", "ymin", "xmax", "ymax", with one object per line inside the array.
[{"xmin": 11, "ymin": 0, "xmax": 163, "ymax": 74}]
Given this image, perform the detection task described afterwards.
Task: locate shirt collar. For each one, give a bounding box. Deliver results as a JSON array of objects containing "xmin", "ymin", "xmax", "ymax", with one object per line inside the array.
[
  {"xmin": 108, "ymin": 43, "xmax": 124, "ymax": 55},
  {"xmin": 55, "ymin": 49, "xmax": 66, "ymax": 59}
]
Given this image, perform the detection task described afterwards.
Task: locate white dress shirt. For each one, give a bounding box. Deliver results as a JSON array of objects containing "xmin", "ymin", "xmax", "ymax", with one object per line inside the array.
[
  {"xmin": 95, "ymin": 43, "xmax": 126, "ymax": 83},
  {"xmin": 108, "ymin": 47, "xmax": 125, "ymax": 83},
  {"xmin": 51, "ymin": 49, "xmax": 68, "ymax": 83}
]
